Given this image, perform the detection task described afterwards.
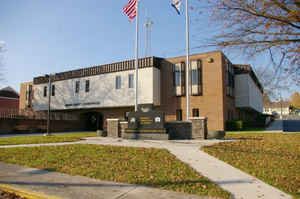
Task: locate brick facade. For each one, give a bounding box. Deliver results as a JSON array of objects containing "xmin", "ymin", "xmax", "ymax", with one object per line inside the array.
[
  {"xmin": 0, "ymin": 98, "xmax": 19, "ymax": 110},
  {"xmin": 19, "ymin": 82, "xmax": 33, "ymax": 111},
  {"xmin": 0, "ymin": 86, "xmax": 19, "ymax": 111}
]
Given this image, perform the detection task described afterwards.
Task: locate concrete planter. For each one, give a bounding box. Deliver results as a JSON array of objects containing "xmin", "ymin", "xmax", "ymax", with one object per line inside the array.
[{"xmin": 207, "ymin": 131, "xmax": 226, "ymax": 139}]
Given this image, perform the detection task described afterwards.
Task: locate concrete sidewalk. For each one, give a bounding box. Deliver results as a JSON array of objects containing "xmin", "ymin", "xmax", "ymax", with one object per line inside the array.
[
  {"xmin": 0, "ymin": 137, "xmax": 293, "ymax": 199},
  {"xmin": 0, "ymin": 162, "xmax": 213, "ymax": 199}
]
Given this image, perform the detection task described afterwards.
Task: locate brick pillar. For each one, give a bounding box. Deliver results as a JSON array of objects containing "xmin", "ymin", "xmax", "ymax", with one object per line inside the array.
[
  {"xmin": 190, "ymin": 117, "xmax": 208, "ymax": 139},
  {"xmin": 107, "ymin": 119, "xmax": 119, "ymax": 138}
]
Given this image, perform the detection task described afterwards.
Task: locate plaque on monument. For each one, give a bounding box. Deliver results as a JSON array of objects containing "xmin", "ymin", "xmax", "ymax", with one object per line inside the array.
[{"xmin": 126, "ymin": 104, "xmax": 166, "ymax": 134}]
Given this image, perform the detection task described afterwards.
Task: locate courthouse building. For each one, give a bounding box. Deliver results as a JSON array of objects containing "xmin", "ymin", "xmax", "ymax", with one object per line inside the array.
[{"xmin": 19, "ymin": 51, "xmax": 263, "ymax": 131}]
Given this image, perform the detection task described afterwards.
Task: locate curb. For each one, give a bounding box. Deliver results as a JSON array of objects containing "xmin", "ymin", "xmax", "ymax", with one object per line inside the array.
[{"xmin": 0, "ymin": 184, "xmax": 62, "ymax": 199}]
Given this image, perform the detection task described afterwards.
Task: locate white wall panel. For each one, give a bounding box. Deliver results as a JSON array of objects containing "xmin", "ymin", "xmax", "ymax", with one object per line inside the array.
[
  {"xmin": 235, "ymin": 74, "xmax": 263, "ymax": 113},
  {"xmin": 33, "ymin": 67, "xmax": 160, "ymax": 111}
]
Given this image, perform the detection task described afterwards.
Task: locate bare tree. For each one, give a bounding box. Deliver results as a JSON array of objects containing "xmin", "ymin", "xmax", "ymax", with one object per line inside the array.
[
  {"xmin": 195, "ymin": 0, "xmax": 300, "ymax": 83},
  {"xmin": 255, "ymin": 52, "xmax": 290, "ymax": 102}
]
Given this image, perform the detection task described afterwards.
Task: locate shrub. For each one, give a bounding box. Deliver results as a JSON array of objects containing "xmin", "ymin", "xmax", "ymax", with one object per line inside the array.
[{"xmin": 226, "ymin": 120, "xmax": 244, "ymax": 131}]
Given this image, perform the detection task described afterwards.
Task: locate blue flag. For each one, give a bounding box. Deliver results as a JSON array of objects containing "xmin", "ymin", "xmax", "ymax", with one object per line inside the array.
[{"xmin": 172, "ymin": 0, "xmax": 181, "ymax": 15}]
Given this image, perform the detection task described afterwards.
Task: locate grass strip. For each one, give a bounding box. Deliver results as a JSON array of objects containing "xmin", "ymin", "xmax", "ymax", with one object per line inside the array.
[
  {"xmin": 0, "ymin": 133, "xmax": 97, "ymax": 146},
  {"xmin": 202, "ymin": 133, "xmax": 300, "ymax": 198},
  {"xmin": 0, "ymin": 144, "xmax": 231, "ymax": 199}
]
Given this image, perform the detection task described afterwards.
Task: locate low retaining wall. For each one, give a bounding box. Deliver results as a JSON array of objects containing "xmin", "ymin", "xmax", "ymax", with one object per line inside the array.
[
  {"xmin": 106, "ymin": 117, "xmax": 208, "ymax": 140},
  {"xmin": 0, "ymin": 118, "xmax": 85, "ymax": 134}
]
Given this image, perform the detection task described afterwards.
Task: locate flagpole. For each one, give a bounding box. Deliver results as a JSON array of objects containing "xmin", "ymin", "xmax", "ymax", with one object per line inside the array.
[
  {"xmin": 135, "ymin": 0, "xmax": 139, "ymax": 112},
  {"xmin": 185, "ymin": 0, "xmax": 190, "ymax": 120}
]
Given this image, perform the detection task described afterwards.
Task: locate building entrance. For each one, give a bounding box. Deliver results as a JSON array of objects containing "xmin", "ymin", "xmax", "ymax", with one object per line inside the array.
[{"xmin": 84, "ymin": 112, "xmax": 103, "ymax": 131}]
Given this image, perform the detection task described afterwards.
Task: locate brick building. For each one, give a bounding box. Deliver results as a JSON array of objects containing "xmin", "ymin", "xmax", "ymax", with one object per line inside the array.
[
  {"xmin": 0, "ymin": 86, "xmax": 19, "ymax": 111},
  {"xmin": 19, "ymin": 51, "xmax": 263, "ymax": 131}
]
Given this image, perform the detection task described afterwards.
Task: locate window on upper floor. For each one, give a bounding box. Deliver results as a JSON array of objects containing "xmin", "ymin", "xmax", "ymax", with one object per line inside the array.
[
  {"xmin": 43, "ymin": 86, "xmax": 47, "ymax": 97},
  {"xmin": 128, "ymin": 74, "xmax": 134, "ymax": 88},
  {"xmin": 226, "ymin": 59, "xmax": 235, "ymax": 97},
  {"xmin": 85, "ymin": 80, "xmax": 90, "ymax": 92},
  {"xmin": 173, "ymin": 62, "xmax": 185, "ymax": 96},
  {"xmin": 75, "ymin": 81, "xmax": 80, "ymax": 93},
  {"xmin": 191, "ymin": 60, "xmax": 203, "ymax": 96},
  {"xmin": 192, "ymin": 69, "xmax": 198, "ymax": 85},
  {"xmin": 51, "ymin": 85, "xmax": 55, "ymax": 96},
  {"xmin": 116, "ymin": 76, "xmax": 121, "ymax": 89},
  {"xmin": 26, "ymin": 85, "xmax": 32, "ymax": 108}
]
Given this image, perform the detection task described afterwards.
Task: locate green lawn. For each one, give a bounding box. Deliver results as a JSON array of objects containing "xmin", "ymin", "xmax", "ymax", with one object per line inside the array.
[
  {"xmin": 0, "ymin": 144, "xmax": 231, "ymax": 199},
  {"xmin": 0, "ymin": 132, "xmax": 97, "ymax": 146},
  {"xmin": 202, "ymin": 132, "xmax": 300, "ymax": 198}
]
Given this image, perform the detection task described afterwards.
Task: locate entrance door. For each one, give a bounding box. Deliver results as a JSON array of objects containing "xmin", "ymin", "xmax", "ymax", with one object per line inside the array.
[{"xmin": 85, "ymin": 112, "xmax": 103, "ymax": 131}]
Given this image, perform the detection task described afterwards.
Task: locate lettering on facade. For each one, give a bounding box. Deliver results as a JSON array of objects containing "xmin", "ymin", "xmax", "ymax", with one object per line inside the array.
[{"xmin": 65, "ymin": 102, "xmax": 100, "ymax": 107}]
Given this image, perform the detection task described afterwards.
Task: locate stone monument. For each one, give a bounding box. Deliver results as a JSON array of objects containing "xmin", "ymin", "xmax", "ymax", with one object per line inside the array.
[{"xmin": 123, "ymin": 104, "xmax": 168, "ymax": 140}]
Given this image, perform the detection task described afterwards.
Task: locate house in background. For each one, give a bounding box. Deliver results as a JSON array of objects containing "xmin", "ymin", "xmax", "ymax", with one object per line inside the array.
[
  {"xmin": 263, "ymin": 101, "xmax": 290, "ymax": 116},
  {"xmin": 0, "ymin": 86, "xmax": 19, "ymax": 111},
  {"xmin": 19, "ymin": 51, "xmax": 263, "ymax": 131}
]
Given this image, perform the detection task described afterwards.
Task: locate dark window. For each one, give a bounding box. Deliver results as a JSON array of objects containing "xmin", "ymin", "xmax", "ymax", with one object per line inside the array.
[
  {"xmin": 51, "ymin": 85, "xmax": 55, "ymax": 96},
  {"xmin": 128, "ymin": 74, "xmax": 134, "ymax": 88},
  {"xmin": 26, "ymin": 85, "xmax": 32, "ymax": 100},
  {"xmin": 85, "ymin": 80, "xmax": 90, "ymax": 92},
  {"xmin": 75, "ymin": 81, "xmax": 80, "ymax": 93},
  {"xmin": 192, "ymin": 109, "xmax": 199, "ymax": 117},
  {"xmin": 116, "ymin": 76, "xmax": 121, "ymax": 89},
  {"xmin": 26, "ymin": 85, "xmax": 32, "ymax": 108},
  {"xmin": 175, "ymin": 71, "xmax": 181, "ymax": 86},
  {"xmin": 43, "ymin": 86, "xmax": 47, "ymax": 97},
  {"xmin": 125, "ymin": 112, "xmax": 130, "ymax": 120},
  {"xmin": 226, "ymin": 60, "xmax": 235, "ymax": 97},
  {"xmin": 176, "ymin": 109, "xmax": 182, "ymax": 121},
  {"xmin": 192, "ymin": 69, "xmax": 198, "ymax": 85}
]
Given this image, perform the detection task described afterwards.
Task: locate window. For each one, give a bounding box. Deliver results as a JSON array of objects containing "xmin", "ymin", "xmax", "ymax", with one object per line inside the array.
[
  {"xmin": 192, "ymin": 109, "xmax": 199, "ymax": 117},
  {"xmin": 26, "ymin": 85, "xmax": 32, "ymax": 108},
  {"xmin": 85, "ymin": 80, "xmax": 90, "ymax": 92},
  {"xmin": 116, "ymin": 76, "xmax": 121, "ymax": 89},
  {"xmin": 75, "ymin": 81, "xmax": 80, "ymax": 93},
  {"xmin": 191, "ymin": 60, "xmax": 203, "ymax": 95},
  {"xmin": 43, "ymin": 86, "xmax": 47, "ymax": 97},
  {"xmin": 125, "ymin": 112, "xmax": 130, "ymax": 120},
  {"xmin": 173, "ymin": 62, "xmax": 186, "ymax": 96},
  {"xmin": 51, "ymin": 85, "xmax": 55, "ymax": 96},
  {"xmin": 128, "ymin": 74, "xmax": 134, "ymax": 88},
  {"xmin": 176, "ymin": 109, "xmax": 182, "ymax": 121},
  {"xmin": 26, "ymin": 85, "xmax": 32, "ymax": 100},
  {"xmin": 192, "ymin": 69, "xmax": 198, "ymax": 85},
  {"xmin": 226, "ymin": 60, "xmax": 235, "ymax": 97},
  {"xmin": 175, "ymin": 70, "xmax": 181, "ymax": 86},
  {"xmin": 174, "ymin": 62, "xmax": 185, "ymax": 87}
]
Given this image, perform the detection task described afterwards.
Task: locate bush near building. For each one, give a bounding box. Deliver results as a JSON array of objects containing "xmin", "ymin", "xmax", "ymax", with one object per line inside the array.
[{"xmin": 226, "ymin": 115, "xmax": 268, "ymax": 131}]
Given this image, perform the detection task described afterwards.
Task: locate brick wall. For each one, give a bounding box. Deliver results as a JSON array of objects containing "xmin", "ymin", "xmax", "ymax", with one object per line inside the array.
[
  {"xmin": 162, "ymin": 51, "xmax": 226, "ymax": 131},
  {"xmin": 0, "ymin": 118, "xmax": 85, "ymax": 134},
  {"xmin": 0, "ymin": 98, "xmax": 19, "ymax": 110},
  {"xmin": 19, "ymin": 82, "xmax": 33, "ymax": 111}
]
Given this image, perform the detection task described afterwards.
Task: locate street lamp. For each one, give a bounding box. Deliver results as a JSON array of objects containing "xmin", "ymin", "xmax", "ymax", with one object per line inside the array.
[{"xmin": 44, "ymin": 73, "xmax": 55, "ymax": 136}]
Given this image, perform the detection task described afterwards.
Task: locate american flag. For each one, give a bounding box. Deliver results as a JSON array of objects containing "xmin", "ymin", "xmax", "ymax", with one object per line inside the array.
[{"xmin": 123, "ymin": 0, "xmax": 137, "ymax": 21}]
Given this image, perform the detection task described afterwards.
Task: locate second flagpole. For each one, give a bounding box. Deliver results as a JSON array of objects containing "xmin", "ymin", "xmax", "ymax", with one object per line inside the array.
[
  {"xmin": 185, "ymin": 0, "xmax": 190, "ymax": 120},
  {"xmin": 135, "ymin": 0, "xmax": 139, "ymax": 112}
]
